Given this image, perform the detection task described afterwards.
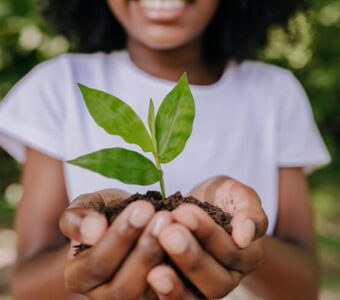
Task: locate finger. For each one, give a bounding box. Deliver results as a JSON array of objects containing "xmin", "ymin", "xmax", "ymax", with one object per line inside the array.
[
  {"xmin": 172, "ymin": 204, "xmax": 263, "ymax": 275},
  {"xmin": 64, "ymin": 200, "xmax": 155, "ymax": 294},
  {"xmin": 189, "ymin": 177, "xmax": 268, "ymax": 248},
  {"xmin": 172, "ymin": 204, "xmax": 236, "ymax": 262},
  {"xmin": 159, "ymin": 224, "xmax": 241, "ymax": 299},
  {"xmin": 218, "ymin": 181, "xmax": 268, "ymax": 248},
  {"xmin": 60, "ymin": 207, "xmax": 108, "ymax": 244},
  {"xmin": 88, "ymin": 211, "xmax": 173, "ymax": 300},
  {"xmin": 147, "ymin": 265, "xmax": 197, "ymax": 300},
  {"xmin": 231, "ymin": 207, "xmax": 266, "ymax": 249},
  {"xmin": 60, "ymin": 189, "xmax": 131, "ymax": 244},
  {"xmin": 60, "ymin": 190, "xmax": 122, "ymax": 243}
]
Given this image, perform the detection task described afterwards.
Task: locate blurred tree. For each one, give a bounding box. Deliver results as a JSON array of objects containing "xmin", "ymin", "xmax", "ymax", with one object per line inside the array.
[
  {"xmin": 260, "ymin": 0, "xmax": 340, "ymax": 246},
  {"xmin": 0, "ymin": 0, "xmax": 69, "ymax": 207},
  {"xmin": 261, "ymin": 0, "xmax": 340, "ymax": 190}
]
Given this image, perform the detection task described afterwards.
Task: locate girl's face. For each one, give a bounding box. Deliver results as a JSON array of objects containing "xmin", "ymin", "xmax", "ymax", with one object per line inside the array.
[{"xmin": 106, "ymin": 0, "xmax": 220, "ymax": 50}]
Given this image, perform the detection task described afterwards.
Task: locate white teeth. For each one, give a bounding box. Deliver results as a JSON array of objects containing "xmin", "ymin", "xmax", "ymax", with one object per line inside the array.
[{"xmin": 140, "ymin": 0, "xmax": 187, "ymax": 10}]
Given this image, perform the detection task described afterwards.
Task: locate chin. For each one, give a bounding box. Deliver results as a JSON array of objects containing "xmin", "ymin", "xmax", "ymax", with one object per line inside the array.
[
  {"xmin": 133, "ymin": 27, "xmax": 200, "ymax": 50},
  {"xmin": 141, "ymin": 36, "xmax": 192, "ymax": 50}
]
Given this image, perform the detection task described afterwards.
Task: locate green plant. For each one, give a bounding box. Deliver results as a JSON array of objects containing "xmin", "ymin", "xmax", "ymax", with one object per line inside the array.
[{"xmin": 68, "ymin": 74, "xmax": 195, "ymax": 200}]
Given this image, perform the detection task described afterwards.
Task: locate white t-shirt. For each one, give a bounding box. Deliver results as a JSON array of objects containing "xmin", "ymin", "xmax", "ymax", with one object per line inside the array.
[
  {"xmin": 0, "ymin": 51, "xmax": 330, "ymax": 235},
  {"xmin": 0, "ymin": 50, "xmax": 331, "ymax": 300}
]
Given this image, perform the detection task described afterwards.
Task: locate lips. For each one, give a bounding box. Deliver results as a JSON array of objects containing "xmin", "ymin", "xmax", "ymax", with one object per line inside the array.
[{"xmin": 134, "ymin": 0, "xmax": 192, "ymax": 22}]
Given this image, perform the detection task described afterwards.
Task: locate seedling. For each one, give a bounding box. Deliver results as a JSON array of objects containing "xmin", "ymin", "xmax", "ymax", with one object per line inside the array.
[{"xmin": 68, "ymin": 74, "xmax": 195, "ymax": 200}]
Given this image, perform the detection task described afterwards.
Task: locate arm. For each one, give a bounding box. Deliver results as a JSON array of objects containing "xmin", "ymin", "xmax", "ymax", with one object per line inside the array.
[
  {"xmin": 11, "ymin": 148, "xmax": 86, "ymax": 300},
  {"xmin": 242, "ymin": 167, "xmax": 320, "ymax": 300}
]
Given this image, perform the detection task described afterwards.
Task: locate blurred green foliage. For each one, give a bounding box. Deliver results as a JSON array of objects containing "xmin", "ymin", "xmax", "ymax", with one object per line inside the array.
[
  {"xmin": 0, "ymin": 0, "xmax": 339, "ymax": 289},
  {"xmin": 258, "ymin": 5, "xmax": 340, "ymax": 282},
  {"xmin": 0, "ymin": 0, "xmax": 69, "ymax": 211}
]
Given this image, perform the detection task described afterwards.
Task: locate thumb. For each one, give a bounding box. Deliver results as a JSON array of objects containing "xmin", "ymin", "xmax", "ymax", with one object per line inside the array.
[
  {"xmin": 59, "ymin": 206, "xmax": 108, "ymax": 245},
  {"xmin": 231, "ymin": 212, "xmax": 257, "ymax": 248},
  {"xmin": 231, "ymin": 206, "xmax": 268, "ymax": 249},
  {"xmin": 59, "ymin": 189, "xmax": 130, "ymax": 245}
]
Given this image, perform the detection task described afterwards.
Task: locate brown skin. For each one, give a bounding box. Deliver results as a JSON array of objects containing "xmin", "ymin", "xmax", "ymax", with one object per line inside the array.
[
  {"xmin": 59, "ymin": 179, "xmax": 267, "ymax": 299},
  {"xmin": 177, "ymin": 171, "xmax": 319, "ymax": 300},
  {"xmin": 12, "ymin": 149, "xmax": 318, "ymax": 300},
  {"xmin": 12, "ymin": 0, "xmax": 319, "ymax": 298}
]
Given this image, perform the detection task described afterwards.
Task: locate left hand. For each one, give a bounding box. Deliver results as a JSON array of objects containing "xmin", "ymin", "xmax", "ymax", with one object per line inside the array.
[{"xmin": 147, "ymin": 176, "xmax": 268, "ymax": 299}]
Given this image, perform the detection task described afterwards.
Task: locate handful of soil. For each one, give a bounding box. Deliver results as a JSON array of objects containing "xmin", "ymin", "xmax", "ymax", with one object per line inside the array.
[{"xmin": 74, "ymin": 191, "xmax": 232, "ymax": 299}]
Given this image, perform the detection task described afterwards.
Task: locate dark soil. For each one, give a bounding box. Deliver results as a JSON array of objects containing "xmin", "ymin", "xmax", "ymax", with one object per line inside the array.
[{"xmin": 74, "ymin": 191, "xmax": 232, "ymax": 299}]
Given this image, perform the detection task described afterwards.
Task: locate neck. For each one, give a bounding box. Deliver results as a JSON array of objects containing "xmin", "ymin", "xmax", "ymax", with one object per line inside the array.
[{"xmin": 127, "ymin": 38, "xmax": 224, "ymax": 85}]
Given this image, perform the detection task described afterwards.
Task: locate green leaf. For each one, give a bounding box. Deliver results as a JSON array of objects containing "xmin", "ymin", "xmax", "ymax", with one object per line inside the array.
[
  {"xmin": 155, "ymin": 73, "xmax": 195, "ymax": 164},
  {"xmin": 78, "ymin": 84, "xmax": 153, "ymax": 153},
  {"xmin": 68, "ymin": 148, "xmax": 162, "ymax": 186}
]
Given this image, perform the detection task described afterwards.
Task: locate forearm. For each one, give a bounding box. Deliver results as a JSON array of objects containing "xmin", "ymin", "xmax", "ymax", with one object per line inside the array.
[
  {"xmin": 242, "ymin": 235, "xmax": 320, "ymax": 300},
  {"xmin": 11, "ymin": 244, "xmax": 86, "ymax": 300}
]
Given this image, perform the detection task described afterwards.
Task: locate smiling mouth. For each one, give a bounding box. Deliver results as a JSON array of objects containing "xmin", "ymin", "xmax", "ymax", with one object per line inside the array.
[
  {"xmin": 139, "ymin": 0, "xmax": 190, "ymax": 10},
  {"xmin": 133, "ymin": 0, "xmax": 194, "ymax": 23}
]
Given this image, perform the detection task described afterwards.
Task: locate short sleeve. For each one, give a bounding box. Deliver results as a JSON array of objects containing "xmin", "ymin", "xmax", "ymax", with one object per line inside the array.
[
  {"xmin": 276, "ymin": 71, "xmax": 331, "ymax": 173},
  {"xmin": 0, "ymin": 56, "xmax": 67, "ymax": 163}
]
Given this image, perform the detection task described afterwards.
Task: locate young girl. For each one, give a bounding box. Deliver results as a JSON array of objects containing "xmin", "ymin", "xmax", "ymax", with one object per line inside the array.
[{"xmin": 0, "ymin": 0, "xmax": 331, "ymax": 299}]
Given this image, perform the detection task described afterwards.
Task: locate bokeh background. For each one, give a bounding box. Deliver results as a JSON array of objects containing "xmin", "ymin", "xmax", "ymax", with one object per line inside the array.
[{"xmin": 0, "ymin": 0, "xmax": 339, "ymax": 299}]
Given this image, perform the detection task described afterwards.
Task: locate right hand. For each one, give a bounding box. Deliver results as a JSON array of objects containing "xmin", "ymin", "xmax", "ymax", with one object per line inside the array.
[{"xmin": 59, "ymin": 189, "xmax": 173, "ymax": 300}]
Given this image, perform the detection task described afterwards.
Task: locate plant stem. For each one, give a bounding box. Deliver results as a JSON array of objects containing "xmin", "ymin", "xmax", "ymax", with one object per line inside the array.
[
  {"xmin": 159, "ymin": 176, "xmax": 166, "ymax": 200},
  {"xmin": 154, "ymin": 155, "xmax": 166, "ymax": 200},
  {"xmin": 150, "ymin": 120, "xmax": 166, "ymax": 200}
]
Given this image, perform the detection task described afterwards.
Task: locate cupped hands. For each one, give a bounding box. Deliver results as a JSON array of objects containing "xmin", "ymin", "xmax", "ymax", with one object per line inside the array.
[{"xmin": 59, "ymin": 177, "xmax": 268, "ymax": 300}]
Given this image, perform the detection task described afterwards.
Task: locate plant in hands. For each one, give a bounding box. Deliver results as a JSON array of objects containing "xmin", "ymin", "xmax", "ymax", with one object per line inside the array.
[
  {"xmin": 64, "ymin": 74, "xmax": 238, "ymax": 298},
  {"xmin": 68, "ymin": 73, "xmax": 195, "ymax": 200},
  {"xmin": 61, "ymin": 74, "xmax": 268, "ymax": 299},
  {"xmin": 68, "ymin": 73, "xmax": 232, "ymax": 236}
]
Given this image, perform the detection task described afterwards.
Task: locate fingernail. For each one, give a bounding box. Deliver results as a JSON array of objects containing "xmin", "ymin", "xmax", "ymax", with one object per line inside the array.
[
  {"xmin": 80, "ymin": 213, "xmax": 106, "ymax": 245},
  {"xmin": 161, "ymin": 230, "xmax": 188, "ymax": 254},
  {"xmin": 68, "ymin": 212, "xmax": 82, "ymax": 227},
  {"xmin": 151, "ymin": 215, "xmax": 168, "ymax": 237},
  {"xmin": 153, "ymin": 277, "xmax": 174, "ymax": 294},
  {"xmin": 129, "ymin": 207, "xmax": 153, "ymax": 228},
  {"xmin": 241, "ymin": 219, "xmax": 256, "ymax": 247}
]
